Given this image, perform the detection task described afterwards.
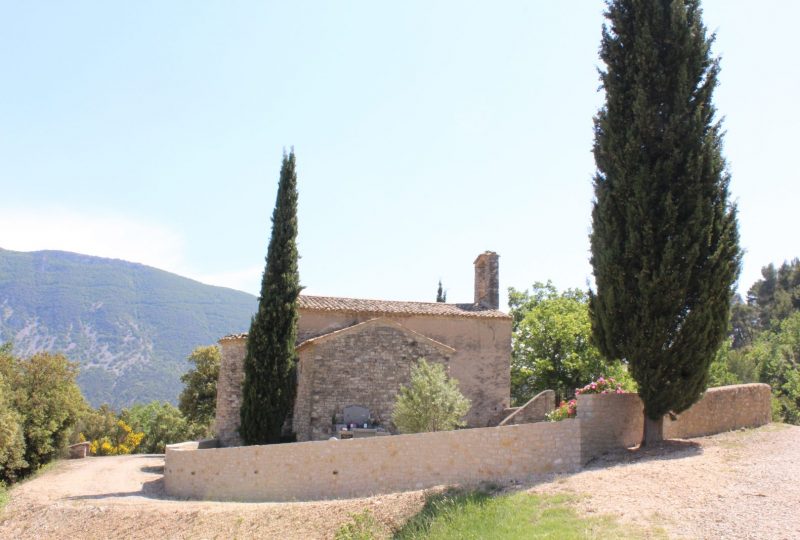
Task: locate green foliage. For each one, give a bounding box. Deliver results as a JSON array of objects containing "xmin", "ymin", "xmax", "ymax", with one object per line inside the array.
[
  {"xmin": 122, "ymin": 401, "xmax": 199, "ymax": 453},
  {"xmin": 589, "ymin": 0, "xmax": 741, "ymax": 422},
  {"xmin": 0, "ymin": 480, "xmax": 8, "ymax": 510},
  {"xmin": 711, "ymin": 311, "xmax": 800, "ymax": 424},
  {"xmin": 392, "ymin": 359, "xmax": 470, "ymax": 434},
  {"xmin": 240, "ymin": 150, "xmax": 302, "ymax": 445},
  {"xmin": 179, "ymin": 345, "xmax": 220, "ymax": 432},
  {"xmin": 547, "ymin": 400, "xmax": 577, "ymax": 422},
  {"xmin": 71, "ymin": 403, "xmax": 119, "ymax": 445},
  {"xmin": 89, "ymin": 419, "xmax": 144, "ymax": 456},
  {"xmin": 0, "ymin": 369, "xmax": 27, "ymax": 482},
  {"xmin": 730, "ymin": 259, "xmax": 800, "ymax": 348},
  {"xmin": 6, "ymin": 352, "xmax": 85, "ymax": 473},
  {"xmin": 509, "ymin": 282, "xmax": 631, "ymax": 404},
  {"xmin": 436, "ymin": 280, "xmax": 446, "ymax": 303},
  {"xmin": 0, "ymin": 247, "xmax": 256, "ymax": 408}
]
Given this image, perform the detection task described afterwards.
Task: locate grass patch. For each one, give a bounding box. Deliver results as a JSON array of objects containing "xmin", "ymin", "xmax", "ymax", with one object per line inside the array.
[
  {"xmin": 335, "ymin": 510, "xmax": 386, "ymax": 540},
  {"xmin": 335, "ymin": 485, "xmax": 654, "ymax": 540},
  {"xmin": 0, "ymin": 481, "xmax": 9, "ymax": 511},
  {"xmin": 396, "ymin": 486, "xmax": 635, "ymax": 540}
]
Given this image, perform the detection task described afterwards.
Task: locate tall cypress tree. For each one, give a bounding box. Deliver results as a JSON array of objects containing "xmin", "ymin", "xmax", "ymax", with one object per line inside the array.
[
  {"xmin": 589, "ymin": 0, "xmax": 741, "ymax": 444},
  {"xmin": 436, "ymin": 280, "xmax": 447, "ymax": 303},
  {"xmin": 240, "ymin": 150, "xmax": 301, "ymax": 445}
]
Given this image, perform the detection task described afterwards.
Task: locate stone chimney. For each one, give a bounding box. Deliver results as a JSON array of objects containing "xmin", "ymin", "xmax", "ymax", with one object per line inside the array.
[{"xmin": 474, "ymin": 251, "xmax": 499, "ymax": 310}]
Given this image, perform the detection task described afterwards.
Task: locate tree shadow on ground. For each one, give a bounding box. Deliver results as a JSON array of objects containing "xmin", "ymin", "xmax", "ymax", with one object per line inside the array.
[
  {"xmin": 584, "ymin": 439, "xmax": 703, "ymax": 470},
  {"xmin": 66, "ymin": 477, "xmax": 168, "ymax": 501},
  {"xmin": 392, "ymin": 484, "xmax": 498, "ymax": 539}
]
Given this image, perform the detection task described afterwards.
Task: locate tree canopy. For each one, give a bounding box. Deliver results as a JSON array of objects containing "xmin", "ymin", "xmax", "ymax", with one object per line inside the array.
[
  {"xmin": 509, "ymin": 282, "xmax": 633, "ymax": 405},
  {"xmin": 178, "ymin": 345, "xmax": 220, "ymax": 431},
  {"xmin": 589, "ymin": 0, "xmax": 741, "ymax": 443},
  {"xmin": 240, "ymin": 150, "xmax": 302, "ymax": 445}
]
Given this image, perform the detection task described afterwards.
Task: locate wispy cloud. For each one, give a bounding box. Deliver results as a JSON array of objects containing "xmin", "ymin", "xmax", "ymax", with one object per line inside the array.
[
  {"xmin": 0, "ymin": 207, "xmax": 267, "ymax": 296},
  {"xmin": 0, "ymin": 207, "xmax": 187, "ymax": 272},
  {"xmin": 191, "ymin": 265, "xmax": 262, "ymax": 296}
]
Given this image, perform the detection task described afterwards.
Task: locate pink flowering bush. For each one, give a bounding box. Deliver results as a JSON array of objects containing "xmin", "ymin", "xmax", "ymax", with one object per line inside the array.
[
  {"xmin": 546, "ymin": 399, "xmax": 576, "ymax": 421},
  {"xmin": 547, "ymin": 377, "xmax": 627, "ymax": 421},
  {"xmin": 575, "ymin": 376, "xmax": 625, "ymax": 396}
]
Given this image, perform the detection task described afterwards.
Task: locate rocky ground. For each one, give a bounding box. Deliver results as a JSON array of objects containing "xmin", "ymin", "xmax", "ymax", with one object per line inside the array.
[{"xmin": 1, "ymin": 423, "xmax": 798, "ymax": 539}]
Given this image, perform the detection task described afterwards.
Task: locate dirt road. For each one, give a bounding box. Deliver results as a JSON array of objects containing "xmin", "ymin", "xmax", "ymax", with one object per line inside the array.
[{"xmin": 1, "ymin": 424, "xmax": 798, "ymax": 539}]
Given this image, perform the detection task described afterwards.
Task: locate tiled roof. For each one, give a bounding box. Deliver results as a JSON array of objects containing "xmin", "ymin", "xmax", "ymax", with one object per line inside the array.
[
  {"xmin": 219, "ymin": 294, "xmax": 510, "ymax": 341},
  {"xmin": 219, "ymin": 333, "xmax": 248, "ymax": 342},
  {"xmin": 298, "ymin": 294, "xmax": 510, "ymax": 319}
]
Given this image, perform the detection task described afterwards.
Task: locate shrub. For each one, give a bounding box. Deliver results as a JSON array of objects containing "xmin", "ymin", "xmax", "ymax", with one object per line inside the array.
[
  {"xmin": 547, "ymin": 377, "xmax": 628, "ymax": 422},
  {"xmin": 122, "ymin": 401, "xmax": 200, "ymax": 453},
  {"xmin": 392, "ymin": 358, "xmax": 471, "ymax": 433},
  {"xmin": 89, "ymin": 420, "xmax": 144, "ymax": 456},
  {"xmin": 546, "ymin": 399, "xmax": 576, "ymax": 422},
  {"xmin": 575, "ymin": 376, "xmax": 625, "ymax": 396}
]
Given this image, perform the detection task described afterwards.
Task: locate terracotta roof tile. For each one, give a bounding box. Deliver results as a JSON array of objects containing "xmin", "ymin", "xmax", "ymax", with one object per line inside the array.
[
  {"xmin": 298, "ymin": 294, "xmax": 510, "ymax": 319},
  {"xmin": 219, "ymin": 294, "xmax": 510, "ymax": 342}
]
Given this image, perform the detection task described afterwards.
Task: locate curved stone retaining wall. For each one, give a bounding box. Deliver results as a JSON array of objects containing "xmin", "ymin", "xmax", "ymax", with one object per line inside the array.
[
  {"xmin": 166, "ymin": 383, "xmax": 771, "ymax": 502},
  {"xmin": 166, "ymin": 420, "xmax": 580, "ymax": 502}
]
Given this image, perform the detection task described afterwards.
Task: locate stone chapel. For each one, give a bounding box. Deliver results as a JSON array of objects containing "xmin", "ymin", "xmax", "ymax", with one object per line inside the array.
[{"xmin": 214, "ymin": 251, "xmax": 512, "ymax": 445}]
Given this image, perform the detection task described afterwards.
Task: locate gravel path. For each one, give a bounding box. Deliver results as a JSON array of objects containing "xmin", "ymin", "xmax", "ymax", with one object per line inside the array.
[
  {"xmin": 531, "ymin": 423, "xmax": 800, "ymax": 539},
  {"xmin": 1, "ymin": 424, "xmax": 798, "ymax": 539}
]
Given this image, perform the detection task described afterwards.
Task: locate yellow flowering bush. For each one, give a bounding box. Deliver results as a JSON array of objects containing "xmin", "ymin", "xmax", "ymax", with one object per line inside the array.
[{"xmin": 89, "ymin": 420, "xmax": 143, "ymax": 456}]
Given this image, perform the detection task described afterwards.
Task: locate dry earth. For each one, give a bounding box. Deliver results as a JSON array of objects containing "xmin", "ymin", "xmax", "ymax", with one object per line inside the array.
[{"xmin": 1, "ymin": 424, "xmax": 798, "ymax": 539}]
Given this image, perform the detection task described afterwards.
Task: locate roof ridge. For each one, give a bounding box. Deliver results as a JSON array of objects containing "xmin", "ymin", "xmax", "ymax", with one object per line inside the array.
[{"xmin": 297, "ymin": 294, "xmax": 510, "ymax": 319}]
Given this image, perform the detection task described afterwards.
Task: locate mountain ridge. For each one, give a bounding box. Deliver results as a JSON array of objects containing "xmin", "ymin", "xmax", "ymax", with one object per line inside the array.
[{"xmin": 0, "ymin": 247, "xmax": 257, "ymax": 407}]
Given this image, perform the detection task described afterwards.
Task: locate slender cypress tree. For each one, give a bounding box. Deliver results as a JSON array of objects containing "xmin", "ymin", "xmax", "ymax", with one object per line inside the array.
[
  {"xmin": 436, "ymin": 280, "xmax": 447, "ymax": 303},
  {"xmin": 240, "ymin": 150, "xmax": 301, "ymax": 445},
  {"xmin": 589, "ymin": 0, "xmax": 741, "ymax": 444}
]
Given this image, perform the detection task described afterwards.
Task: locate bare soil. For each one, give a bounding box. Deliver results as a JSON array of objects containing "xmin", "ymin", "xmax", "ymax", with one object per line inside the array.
[{"xmin": 1, "ymin": 424, "xmax": 798, "ymax": 539}]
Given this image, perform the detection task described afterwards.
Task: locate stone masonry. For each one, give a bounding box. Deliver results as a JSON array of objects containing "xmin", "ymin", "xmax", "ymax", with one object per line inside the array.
[
  {"xmin": 168, "ymin": 383, "xmax": 771, "ymax": 502},
  {"xmin": 214, "ymin": 252, "xmax": 512, "ymax": 446},
  {"xmin": 293, "ymin": 319, "xmax": 454, "ymax": 441},
  {"xmin": 474, "ymin": 251, "xmax": 499, "ymax": 310}
]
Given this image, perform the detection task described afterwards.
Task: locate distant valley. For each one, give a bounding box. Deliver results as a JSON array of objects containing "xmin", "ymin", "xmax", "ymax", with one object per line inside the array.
[{"xmin": 0, "ymin": 248, "xmax": 256, "ymax": 408}]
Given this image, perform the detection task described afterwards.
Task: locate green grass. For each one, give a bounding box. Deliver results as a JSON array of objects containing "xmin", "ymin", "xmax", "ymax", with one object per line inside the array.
[
  {"xmin": 0, "ymin": 481, "xmax": 9, "ymax": 511},
  {"xmin": 335, "ymin": 486, "xmax": 657, "ymax": 540}
]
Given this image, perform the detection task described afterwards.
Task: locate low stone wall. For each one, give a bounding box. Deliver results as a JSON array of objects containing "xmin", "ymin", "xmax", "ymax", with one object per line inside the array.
[
  {"xmin": 664, "ymin": 384, "xmax": 772, "ymax": 439},
  {"xmin": 166, "ymin": 383, "xmax": 772, "ymax": 502},
  {"xmin": 498, "ymin": 390, "xmax": 555, "ymax": 426},
  {"xmin": 577, "ymin": 392, "xmax": 643, "ymax": 463},
  {"xmin": 578, "ymin": 383, "xmax": 772, "ymax": 462},
  {"xmin": 165, "ymin": 420, "xmax": 581, "ymax": 502}
]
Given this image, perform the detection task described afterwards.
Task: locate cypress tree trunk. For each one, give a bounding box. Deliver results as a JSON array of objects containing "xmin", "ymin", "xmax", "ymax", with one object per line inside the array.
[
  {"xmin": 643, "ymin": 416, "xmax": 664, "ymax": 445},
  {"xmin": 239, "ymin": 150, "xmax": 301, "ymax": 445},
  {"xmin": 589, "ymin": 0, "xmax": 741, "ymax": 446}
]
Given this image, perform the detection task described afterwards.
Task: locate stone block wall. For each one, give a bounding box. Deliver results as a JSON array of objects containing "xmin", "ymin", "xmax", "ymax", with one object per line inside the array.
[
  {"xmin": 216, "ymin": 337, "xmax": 246, "ymax": 446},
  {"xmin": 168, "ymin": 383, "xmax": 772, "ymax": 502},
  {"xmin": 165, "ymin": 420, "xmax": 581, "ymax": 502},
  {"xmin": 664, "ymin": 384, "xmax": 772, "ymax": 439},
  {"xmin": 498, "ymin": 390, "xmax": 555, "ymax": 426},
  {"xmin": 293, "ymin": 320, "xmax": 454, "ymax": 441},
  {"xmin": 577, "ymin": 393, "xmax": 643, "ymax": 463},
  {"xmin": 578, "ymin": 383, "xmax": 773, "ymax": 462}
]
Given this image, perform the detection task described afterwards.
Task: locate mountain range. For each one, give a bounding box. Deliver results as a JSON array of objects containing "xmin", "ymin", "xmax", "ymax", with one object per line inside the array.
[{"xmin": 0, "ymin": 248, "xmax": 257, "ymax": 408}]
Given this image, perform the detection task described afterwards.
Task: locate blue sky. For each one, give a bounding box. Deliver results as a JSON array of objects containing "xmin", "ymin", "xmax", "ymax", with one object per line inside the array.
[{"xmin": 1, "ymin": 1, "xmax": 798, "ymax": 309}]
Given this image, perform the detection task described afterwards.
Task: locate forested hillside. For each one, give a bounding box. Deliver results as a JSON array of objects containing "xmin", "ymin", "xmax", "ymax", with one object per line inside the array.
[{"xmin": 0, "ymin": 248, "xmax": 256, "ymax": 407}]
